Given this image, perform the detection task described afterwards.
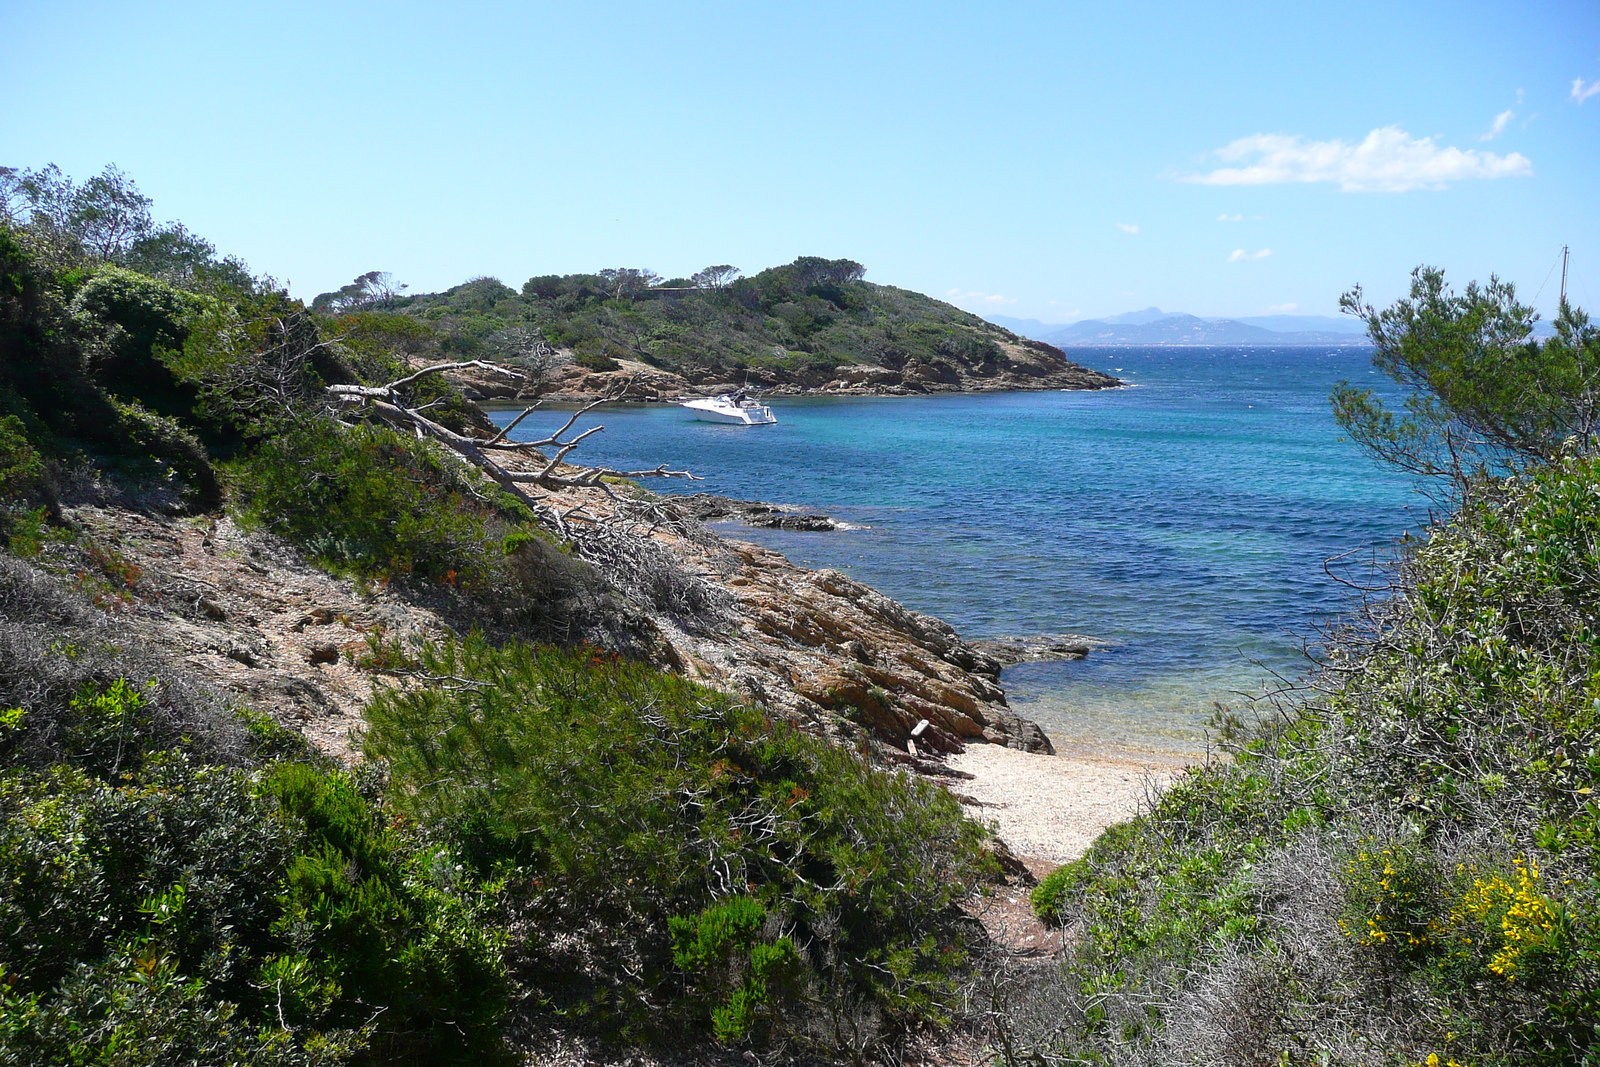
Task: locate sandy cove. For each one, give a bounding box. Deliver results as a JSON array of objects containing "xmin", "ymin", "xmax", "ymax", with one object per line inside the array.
[{"xmin": 949, "ymin": 740, "xmax": 1195, "ymax": 865}]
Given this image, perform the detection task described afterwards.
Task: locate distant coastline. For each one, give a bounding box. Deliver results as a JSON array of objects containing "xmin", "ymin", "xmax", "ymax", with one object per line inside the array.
[{"xmin": 987, "ymin": 307, "xmax": 1373, "ymax": 347}]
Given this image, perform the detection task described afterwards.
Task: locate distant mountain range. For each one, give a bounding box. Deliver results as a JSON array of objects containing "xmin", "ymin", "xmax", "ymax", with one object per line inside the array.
[{"xmin": 986, "ymin": 308, "xmax": 1370, "ymax": 347}]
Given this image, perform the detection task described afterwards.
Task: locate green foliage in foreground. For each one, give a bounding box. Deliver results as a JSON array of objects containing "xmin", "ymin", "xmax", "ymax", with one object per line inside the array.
[
  {"xmin": 1333, "ymin": 267, "xmax": 1600, "ymax": 499},
  {"xmin": 1026, "ymin": 456, "xmax": 1600, "ymax": 1066},
  {"xmin": 364, "ymin": 638, "xmax": 995, "ymax": 1048},
  {"xmin": 0, "ymin": 618, "xmax": 996, "ymax": 1063},
  {"xmin": 0, "ymin": 693, "xmax": 507, "ymax": 1065}
]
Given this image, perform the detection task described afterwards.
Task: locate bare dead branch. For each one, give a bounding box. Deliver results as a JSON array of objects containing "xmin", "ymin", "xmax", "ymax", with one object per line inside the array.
[
  {"xmin": 483, "ymin": 403, "xmax": 542, "ymax": 446},
  {"xmin": 325, "ymin": 367, "xmax": 699, "ymax": 529}
]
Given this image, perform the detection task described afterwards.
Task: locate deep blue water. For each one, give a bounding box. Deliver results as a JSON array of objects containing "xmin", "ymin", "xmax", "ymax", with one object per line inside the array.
[{"xmin": 490, "ymin": 348, "xmax": 1417, "ymax": 753}]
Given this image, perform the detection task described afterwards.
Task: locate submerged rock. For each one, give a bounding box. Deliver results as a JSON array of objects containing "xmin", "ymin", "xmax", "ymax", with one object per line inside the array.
[
  {"xmin": 970, "ymin": 633, "xmax": 1112, "ymax": 667},
  {"xmin": 667, "ymin": 493, "xmax": 845, "ymax": 532}
]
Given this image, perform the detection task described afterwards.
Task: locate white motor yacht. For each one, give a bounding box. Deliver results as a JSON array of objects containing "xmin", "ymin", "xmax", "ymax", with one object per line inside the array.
[{"xmin": 679, "ymin": 390, "xmax": 777, "ymax": 425}]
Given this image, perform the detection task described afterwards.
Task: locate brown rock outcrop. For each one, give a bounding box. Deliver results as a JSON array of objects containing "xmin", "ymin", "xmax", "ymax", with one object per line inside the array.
[
  {"xmin": 630, "ymin": 527, "xmax": 1055, "ymax": 756},
  {"xmin": 52, "ymin": 476, "xmax": 1053, "ymax": 765}
]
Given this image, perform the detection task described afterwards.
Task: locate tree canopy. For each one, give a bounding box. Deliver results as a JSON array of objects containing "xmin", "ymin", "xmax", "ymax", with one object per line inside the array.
[{"xmin": 1333, "ymin": 266, "xmax": 1600, "ymax": 498}]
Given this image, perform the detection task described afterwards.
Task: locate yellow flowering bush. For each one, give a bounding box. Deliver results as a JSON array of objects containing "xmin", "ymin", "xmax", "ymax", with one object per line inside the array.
[
  {"xmin": 1338, "ymin": 843, "xmax": 1444, "ymax": 960},
  {"xmin": 1454, "ymin": 858, "xmax": 1562, "ymax": 983}
]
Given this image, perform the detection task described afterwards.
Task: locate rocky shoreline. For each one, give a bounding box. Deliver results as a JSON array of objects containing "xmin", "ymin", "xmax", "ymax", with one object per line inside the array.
[
  {"xmin": 51, "ymin": 477, "xmax": 1070, "ymax": 767},
  {"xmin": 437, "ymin": 341, "xmax": 1123, "ymax": 405},
  {"xmin": 666, "ymin": 493, "xmax": 853, "ymax": 531}
]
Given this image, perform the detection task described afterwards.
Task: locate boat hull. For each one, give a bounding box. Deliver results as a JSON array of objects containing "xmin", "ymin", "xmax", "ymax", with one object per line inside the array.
[{"xmin": 680, "ymin": 398, "xmax": 777, "ymax": 425}]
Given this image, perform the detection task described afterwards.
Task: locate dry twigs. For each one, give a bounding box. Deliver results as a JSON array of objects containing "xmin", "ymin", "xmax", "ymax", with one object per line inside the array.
[{"xmin": 325, "ymin": 361, "xmax": 699, "ymax": 512}]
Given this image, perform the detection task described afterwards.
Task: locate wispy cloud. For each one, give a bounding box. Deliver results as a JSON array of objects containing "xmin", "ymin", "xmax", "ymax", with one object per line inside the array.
[
  {"xmin": 1217, "ymin": 213, "xmax": 1243, "ymax": 222},
  {"xmin": 1228, "ymin": 248, "xmax": 1272, "ymax": 262},
  {"xmin": 1265, "ymin": 302, "xmax": 1298, "ymax": 313},
  {"xmin": 1116, "ymin": 222, "xmax": 1140, "ymax": 234},
  {"xmin": 946, "ymin": 288, "xmax": 1017, "ymax": 306},
  {"xmin": 1184, "ymin": 125, "xmax": 1532, "ymax": 192},
  {"xmin": 1575, "ymin": 78, "xmax": 1600, "ymax": 104},
  {"xmin": 1480, "ymin": 109, "xmax": 1515, "ymax": 141}
]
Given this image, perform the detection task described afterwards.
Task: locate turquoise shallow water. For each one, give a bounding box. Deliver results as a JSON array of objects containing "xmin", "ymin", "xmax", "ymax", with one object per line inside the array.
[{"xmin": 490, "ymin": 347, "xmax": 1417, "ymax": 754}]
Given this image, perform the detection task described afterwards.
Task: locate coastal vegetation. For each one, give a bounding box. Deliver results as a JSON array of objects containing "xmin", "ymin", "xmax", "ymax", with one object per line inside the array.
[
  {"xmin": 1020, "ymin": 273, "xmax": 1600, "ymax": 1065},
  {"xmin": 0, "ymin": 165, "xmax": 996, "ymax": 1064},
  {"xmin": 4, "ymin": 159, "xmax": 1598, "ymax": 1067},
  {"xmin": 310, "ymin": 256, "xmax": 1104, "ymax": 393}
]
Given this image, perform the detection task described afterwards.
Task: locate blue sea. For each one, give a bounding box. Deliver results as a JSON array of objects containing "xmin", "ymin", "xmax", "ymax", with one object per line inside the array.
[{"xmin": 489, "ymin": 348, "xmax": 1418, "ymax": 755}]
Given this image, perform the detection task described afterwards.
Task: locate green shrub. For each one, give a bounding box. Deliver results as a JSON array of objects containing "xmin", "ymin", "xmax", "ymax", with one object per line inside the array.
[
  {"xmin": 69, "ymin": 265, "xmax": 209, "ymax": 421},
  {"xmin": 669, "ymin": 897, "xmax": 805, "ymax": 1044},
  {"xmin": 231, "ymin": 420, "xmax": 497, "ymax": 584},
  {"xmin": 0, "ymin": 416, "xmax": 44, "ymax": 503},
  {"xmin": 0, "ymin": 416, "xmax": 55, "ymax": 553},
  {"xmin": 363, "ymin": 637, "xmax": 992, "ymax": 1050},
  {"xmin": 0, "ymin": 667, "xmax": 508, "ymax": 1066},
  {"xmin": 0, "ymin": 942, "xmax": 359, "ymax": 1067},
  {"xmin": 572, "ymin": 338, "xmax": 625, "ymax": 371},
  {"xmin": 0, "ymin": 229, "xmax": 228, "ymax": 506},
  {"xmin": 1029, "ymin": 860, "xmax": 1086, "ymax": 922},
  {"xmin": 262, "ymin": 763, "xmax": 509, "ymax": 1062}
]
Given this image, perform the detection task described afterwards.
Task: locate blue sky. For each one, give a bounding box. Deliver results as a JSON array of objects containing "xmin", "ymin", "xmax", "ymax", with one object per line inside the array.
[{"xmin": 2, "ymin": 0, "xmax": 1597, "ymax": 322}]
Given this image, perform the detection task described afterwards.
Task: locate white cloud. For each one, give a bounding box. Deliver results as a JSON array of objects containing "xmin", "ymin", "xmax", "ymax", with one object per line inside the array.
[
  {"xmin": 1228, "ymin": 248, "xmax": 1272, "ymax": 262},
  {"xmin": 1265, "ymin": 302, "xmax": 1298, "ymax": 313},
  {"xmin": 1184, "ymin": 125, "xmax": 1532, "ymax": 192},
  {"xmin": 946, "ymin": 288, "xmax": 1017, "ymax": 306},
  {"xmin": 1116, "ymin": 222, "xmax": 1139, "ymax": 234},
  {"xmin": 1575, "ymin": 78, "xmax": 1600, "ymax": 104},
  {"xmin": 1217, "ymin": 213, "xmax": 1243, "ymax": 222},
  {"xmin": 1480, "ymin": 109, "xmax": 1515, "ymax": 141}
]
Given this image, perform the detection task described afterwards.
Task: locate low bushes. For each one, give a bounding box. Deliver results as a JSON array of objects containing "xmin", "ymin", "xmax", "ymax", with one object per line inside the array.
[
  {"xmin": 1020, "ymin": 458, "xmax": 1600, "ymax": 1066},
  {"xmin": 363, "ymin": 637, "xmax": 995, "ymax": 1051},
  {"xmin": 227, "ymin": 419, "xmax": 633, "ymax": 645},
  {"xmin": 0, "ymin": 696, "xmax": 510, "ymax": 1065},
  {"xmin": 230, "ymin": 420, "xmax": 502, "ymax": 585}
]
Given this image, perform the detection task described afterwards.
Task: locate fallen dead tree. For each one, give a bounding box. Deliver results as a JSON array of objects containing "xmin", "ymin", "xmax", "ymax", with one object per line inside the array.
[
  {"xmin": 326, "ymin": 360, "xmax": 735, "ymax": 626},
  {"xmin": 325, "ymin": 359, "xmax": 698, "ymax": 514}
]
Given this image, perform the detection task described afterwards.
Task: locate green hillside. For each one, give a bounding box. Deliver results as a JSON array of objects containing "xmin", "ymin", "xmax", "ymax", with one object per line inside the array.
[{"xmin": 334, "ymin": 258, "xmax": 1117, "ymax": 392}]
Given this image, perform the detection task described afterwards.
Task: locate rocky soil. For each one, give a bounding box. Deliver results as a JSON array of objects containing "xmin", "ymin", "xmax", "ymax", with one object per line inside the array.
[
  {"xmin": 46, "ymin": 478, "xmax": 1054, "ymax": 765},
  {"xmin": 49, "ymin": 506, "xmax": 448, "ymax": 761}
]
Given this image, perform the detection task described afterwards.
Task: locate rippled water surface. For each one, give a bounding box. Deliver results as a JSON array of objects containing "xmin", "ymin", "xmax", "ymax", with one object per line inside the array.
[{"xmin": 490, "ymin": 348, "xmax": 1417, "ymax": 753}]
